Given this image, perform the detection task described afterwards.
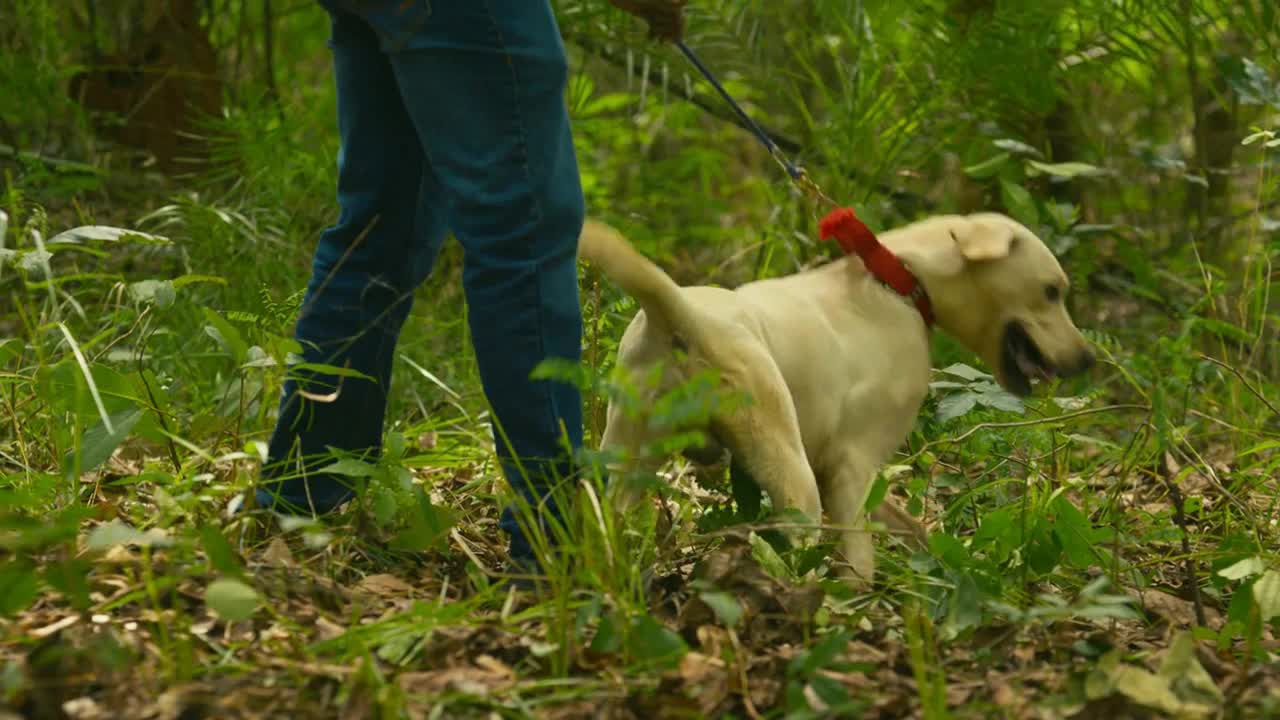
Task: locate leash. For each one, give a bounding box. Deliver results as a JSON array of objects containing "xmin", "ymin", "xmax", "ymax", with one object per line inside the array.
[
  {"xmin": 675, "ymin": 41, "xmax": 837, "ymax": 208},
  {"xmin": 673, "ymin": 41, "xmax": 935, "ymax": 327}
]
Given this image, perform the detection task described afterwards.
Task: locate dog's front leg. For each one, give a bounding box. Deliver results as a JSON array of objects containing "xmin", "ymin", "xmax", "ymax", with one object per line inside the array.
[{"xmin": 823, "ymin": 452, "xmax": 879, "ymax": 589}]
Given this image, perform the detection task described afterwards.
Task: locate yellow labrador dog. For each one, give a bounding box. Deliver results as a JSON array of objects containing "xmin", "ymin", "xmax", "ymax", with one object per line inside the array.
[{"xmin": 578, "ymin": 213, "xmax": 1094, "ymax": 588}]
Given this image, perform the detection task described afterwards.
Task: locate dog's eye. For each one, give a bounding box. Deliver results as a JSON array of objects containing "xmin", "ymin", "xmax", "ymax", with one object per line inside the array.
[{"xmin": 1045, "ymin": 284, "xmax": 1061, "ymax": 302}]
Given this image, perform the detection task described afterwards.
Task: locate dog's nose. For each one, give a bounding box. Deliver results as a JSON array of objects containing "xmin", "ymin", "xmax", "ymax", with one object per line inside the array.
[{"xmin": 1075, "ymin": 349, "xmax": 1095, "ymax": 374}]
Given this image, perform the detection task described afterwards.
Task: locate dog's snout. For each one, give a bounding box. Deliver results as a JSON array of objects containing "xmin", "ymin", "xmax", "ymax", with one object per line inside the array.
[{"xmin": 1064, "ymin": 348, "xmax": 1095, "ymax": 376}]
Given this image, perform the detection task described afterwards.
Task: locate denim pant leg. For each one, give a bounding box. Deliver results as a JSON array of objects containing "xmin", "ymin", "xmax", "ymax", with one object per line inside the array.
[
  {"xmin": 383, "ymin": 3, "xmax": 587, "ymax": 561},
  {"xmin": 256, "ymin": 7, "xmax": 447, "ymax": 514}
]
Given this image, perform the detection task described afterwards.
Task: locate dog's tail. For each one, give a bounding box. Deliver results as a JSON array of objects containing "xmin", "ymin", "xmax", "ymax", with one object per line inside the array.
[{"xmin": 578, "ymin": 219, "xmax": 701, "ymax": 339}]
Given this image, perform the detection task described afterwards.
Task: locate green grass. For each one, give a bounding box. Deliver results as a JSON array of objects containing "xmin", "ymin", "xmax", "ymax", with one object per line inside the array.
[{"xmin": 4, "ymin": 1, "xmax": 1280, "ymax": 718}]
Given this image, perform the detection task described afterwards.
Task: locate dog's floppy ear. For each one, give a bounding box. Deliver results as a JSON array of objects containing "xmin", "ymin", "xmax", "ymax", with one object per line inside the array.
[{"xmin": 952, "ymin": 218, "xmax": 1016, "ymax": 262}]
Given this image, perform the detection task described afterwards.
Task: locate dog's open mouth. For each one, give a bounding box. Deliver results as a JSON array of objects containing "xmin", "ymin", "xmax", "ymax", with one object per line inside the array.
[{"xmin": 1001, "ymin": 322, "xmax": 1054, "ymax": 396}]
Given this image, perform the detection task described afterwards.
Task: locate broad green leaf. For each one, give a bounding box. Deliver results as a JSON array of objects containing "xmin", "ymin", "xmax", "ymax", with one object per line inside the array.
[
  {"xmin": 0, "ymin": 338, "xmax": 21, "ymax": 368},
  {"xmin": 992, "ymin": 138, "xmax": 1043, "ymax": 157},
  {"xmin": 939, "ymin": 363, "xmax": 990, "ymax": 381},
  {"xmin": 392, "ymin": 486, "xmax": 456, "ymax": 553},
  {"xmin": 1000, "ymin": 178, "xmax": 1039, "ymax": 228},
  {"xmin": 863, "ymin": 472, "xmax": 889, "ymax": 513},
  {"xmin": 1157, "ymin": 631, "xmax": 1224, "ymax": 709},
  {"xmin": 1252, "ymin": 570, "xmax": 1280, "ymax": 622},
  {"xmin": 935, "ymin": 392, "xmax": 978, "ymax": 423},
  {"xmin": 86, "ymin": 520, "xmax": 171, "ymax": 550},
  {"xmin": 0, "ymin": 560, "xmax": 40, "ymax": 617},
  {"xmin": 749, "ymin": 531, "xmax": 792, "ymax": 581},
  {"xmin": 62, "ymin": 406, "xmax": 144, "ymax": 477},
  {"xmin": 698, "ymin": 590, "xmax": 743, "ymax": 628},
  {"xmin": 1026, "ymin": 160, "xmax": 1107, "ymax": 179},
  {"xmin": 1218, "ymin": 556, "xmax": 1266, "ymax": 580},
  {"xmin": 203, "ymin": 307, "xmax": 249, "ymax": 364},
  {"xmin": 205, "ymin": 578, "xmax": 260, "ymax": 622},
  {"xmin": 199, "ymin": 525, "xmax": 244, "ymax": 577},
  {"xmin": 945, "ymin": 572, "xmax": 982, "ymax": 634},
  {"xmin": 628, "ymin": 615, "xmax": 687, "ymax": 668},
  {"xmin": 927, "ymin": 533, "xmax": 970, "ymax": 569},
  {"xmin": 44, "ymin": 558, "xmax": 92, "ymax": 611},
  {"xmin": 171, "ymin": 274, "xmax": 227, "ymax": 288},
  {"xmin": 1051, "ymin": 495, "xmax": 1096, "ymax": 568},
  {"xmin": 127, "ymin": 279, "xmax": 176, "ymax": 308},
  {"xmin": 47, "ymin": 225, "xmax": 170, "ymax": 246},
  {"xmin": 976, "ymin": 383, "xmax": 1026, "ymax": 414},
  {"xmin": 788, "ymin": 629, "xmax": 853, "ymax": 678},
  {"xmin": 288, "ymin": 362, "xmax": 376, "ymax": 382},
  {"xmin": 318, "ymin": 457, "xmax": 377, "ymax": 478},
  {"xmin": 590, "ymin": 611, "xmax": 622, "ymax": 654},
  {"xmin": 963, "ymin": 152, "xmax": 1011, "ymax": 179}
]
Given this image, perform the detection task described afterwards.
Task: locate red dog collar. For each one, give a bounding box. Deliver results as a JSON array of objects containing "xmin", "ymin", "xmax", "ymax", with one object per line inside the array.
[{"xmin": 818, "ymin": 207, "xmax": 934, "ymax": 328}]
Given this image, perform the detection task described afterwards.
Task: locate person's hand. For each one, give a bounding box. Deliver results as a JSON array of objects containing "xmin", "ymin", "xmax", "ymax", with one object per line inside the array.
[{"xmin": 608, "ymin": 0, "xmax": 687, "ymax": 43}]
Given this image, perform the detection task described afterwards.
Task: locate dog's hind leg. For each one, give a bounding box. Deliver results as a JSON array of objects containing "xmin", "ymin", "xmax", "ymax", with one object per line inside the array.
[{"xmin": 712, "ymin": 346, "xmax": 823, "ymax": 541}]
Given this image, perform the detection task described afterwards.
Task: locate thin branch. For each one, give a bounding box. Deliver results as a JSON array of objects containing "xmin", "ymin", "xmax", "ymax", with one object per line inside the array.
[
  {"xmin": 1160, "ymin": 453, "xmax": 1207, "ymax": 627},
  {"xmin": 1199, "ymin": 353, "xmax": 1280, "ymax": 417},
  {"xmin": 916, "ymin": 403, "xmax": 1151, "ymax": 453}
]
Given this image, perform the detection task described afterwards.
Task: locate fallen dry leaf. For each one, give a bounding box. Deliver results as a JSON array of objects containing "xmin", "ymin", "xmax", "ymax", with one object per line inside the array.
[
  {"xmin": 358, "ymin": 573, "xmax": 416, "ymax": 598},
  {"xmin": 261, "ymin": 537, "xmax": 295, "ymax": 566}
]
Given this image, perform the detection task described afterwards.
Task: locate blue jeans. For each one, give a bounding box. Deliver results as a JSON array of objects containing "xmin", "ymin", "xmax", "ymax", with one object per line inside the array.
[{"xmin": 256, "ymin": 0, "xmax": 586, "ymax": 564}]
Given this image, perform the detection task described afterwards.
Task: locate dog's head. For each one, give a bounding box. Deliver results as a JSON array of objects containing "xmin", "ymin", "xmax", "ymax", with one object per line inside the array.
[{"xmin": 883, "ymin": 213, "xmax": 1095, "ymax": 397}]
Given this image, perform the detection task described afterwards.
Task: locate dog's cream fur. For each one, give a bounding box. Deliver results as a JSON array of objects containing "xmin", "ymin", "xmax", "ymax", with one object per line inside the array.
[{"xmin": 579, "ymin": 213, "xmax": 1094, "ymax": 587}]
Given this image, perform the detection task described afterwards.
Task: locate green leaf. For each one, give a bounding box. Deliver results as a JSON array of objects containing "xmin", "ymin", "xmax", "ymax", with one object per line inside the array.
[
  {"xmin": 288, "ymin": 362, "xmax": 376, "ymax": 382},
  {"xmin": 44, "ymin": 558, "xmax": 92, "ymax": 611},
  {"xmin": 749, "ymin": 531, "xmax": 793, "ymax": 581},
  {"xmin": 62, "ymin": 406, "xmax": 144, "ymax": 478},
  {"xmin": 86, "ymin": 520, "xmax": 171, "ymax": 550},
  {"xmin": 392, "ymin": 486, "xmax": 456, "ymax": 553},
  {"xmin": 935, "ymin": 392, "xmax": 978, "ymax": 423},
  {"xmin": 1157, "ymin": 631, "xmax": 1224, "ymax": 709},
  {"xmin": 1050, "ymin": 495, "xmax": 1097, "ymax": 568},
  {"xmin": 1000, "ymin": 178, "xmax": 1039, "ymax": 227},
  {"xmin": 199, "ymin": 525, "xmax": 244, "ymax": 578},
  {"xmin": 1218, "ymin": 556, "xmax": 1266, "ymax": 580},
  {"xmin": 590, "ymin": 611, "xmax": 622, "ymax": 654},
  {"xmin": 202, "ymin": 307, "xmax": 249, "ymax": 364},
  {"xmin": 127, "ymin": 279, "xmax": 176, "ymax": 308},
  {"xmin": 205, "ymin": 578, "xmax": 260, "ymax": 622},
  {"xmin": 0, "ymin": 338, "xmax": 21, "ymax": 368},
  {"xmin": 1252, "ymin": 570, "xmax": 1280, "ymax": 622},
  {"xmin": 992, "ymin": 138, "xmax": 1043, "ymax": 157},
  {"xmin": 938, "ymin": 363, "xmax": 991, "ymax": 381},
  {"xmin": 945, "ymin": 572, "xmax": 982, "ymax": 634},
  {"xmin": 0, "ymin": 560, "xmax": 40, "ymax": 617},
  {"xmin": 47, "ymin": 225, "xmax": 169, "ymax": 246},
  {"xmin": 863, "ymin": 472, "xmax": 889, "ymax": 513},
  {"xmin": 787, "ymin": 629, "xmax": 853, "ymax": 678},
  {"xmin": 1026, "ymin": 160, "xmax": 1107, "ymax": 179},
  {"xmin": 171, "ymin": 274, "xmax": 227, "ymax": 289},
  {"xmin": 975, "ymin": 383, "xmax": 1026, "ymax": 414},
  {"xmin": 963, "ymin": 152, "xmax": 1011, "ymax": 179},
  {"xmin": 698, "ymin": 590, "xmax": 743, "ymax": 628},
  {"xmin": 370, "ymin": 486, "xmax": 398, "ymax": 528},
  {"xmin": 927, "ymin": 533, "xmax": 971, "ymax": 569},
  {"xmin": 628, "ymin": 615, "xmax": 688, "ymax": 668},
  {"xmin": 318, "ymin": 457, "xmax": 377, "ymax": 478}
]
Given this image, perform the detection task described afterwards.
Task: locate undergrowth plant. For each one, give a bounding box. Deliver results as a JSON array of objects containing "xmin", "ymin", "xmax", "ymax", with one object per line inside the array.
[{"xmin": 2, "ymin": 1, "xmax": 1279, "ymax": 718}]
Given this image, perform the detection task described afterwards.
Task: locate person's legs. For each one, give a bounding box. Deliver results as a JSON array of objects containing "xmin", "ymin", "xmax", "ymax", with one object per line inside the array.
[
  {"xmin": 383, "ymin": 1, "xmax": 587, "ymax": 563},
  {"xmin": 256, "ymin": 5, "xmax": 448, "ymax": 513}
]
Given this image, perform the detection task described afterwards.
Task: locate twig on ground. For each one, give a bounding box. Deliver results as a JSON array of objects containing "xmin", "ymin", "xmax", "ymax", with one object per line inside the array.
[{"xmin": 1160, "ymin": 453, "xmax": 1207, "ymax": 627}]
